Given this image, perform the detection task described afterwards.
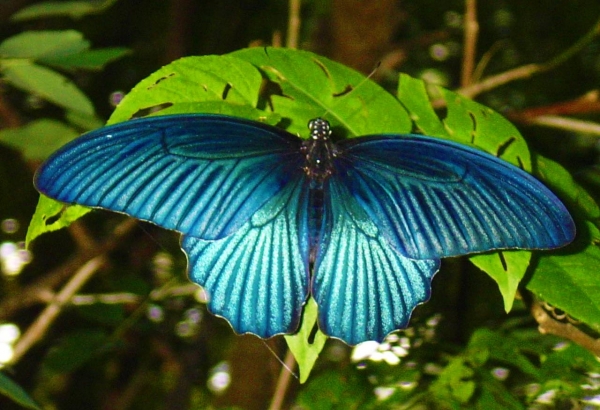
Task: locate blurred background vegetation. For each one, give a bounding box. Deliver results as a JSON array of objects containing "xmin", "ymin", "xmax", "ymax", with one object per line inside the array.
[{"xmin": 1, "ymin": 0, "xmax": 600, "ymax": 409}]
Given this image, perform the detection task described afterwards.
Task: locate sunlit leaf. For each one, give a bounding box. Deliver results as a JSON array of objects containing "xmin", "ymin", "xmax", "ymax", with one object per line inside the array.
[{"xmin": 285, "ymin": 298, "xmax": 327, "ymax": 383}]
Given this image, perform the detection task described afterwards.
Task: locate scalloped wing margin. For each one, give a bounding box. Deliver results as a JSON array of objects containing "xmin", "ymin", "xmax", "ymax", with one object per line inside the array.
[
  {"xmin": 312, "ymin": 177, "xmax": 440, "ymax": 345},
  {"xmin": 182, "ymin": 175, "xmax": 311, "ymax": 338}
]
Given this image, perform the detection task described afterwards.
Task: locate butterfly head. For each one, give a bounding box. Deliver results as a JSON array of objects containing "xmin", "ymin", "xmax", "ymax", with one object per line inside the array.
[{"xmin": 308, "ymin": 118, "xmax": 332, "ymax": 141}]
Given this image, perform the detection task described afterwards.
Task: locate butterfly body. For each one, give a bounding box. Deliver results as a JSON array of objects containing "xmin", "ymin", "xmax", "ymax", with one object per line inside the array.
[{"xmin": 35, "ymin": 113, "xmax": 575, "ymax": 344}]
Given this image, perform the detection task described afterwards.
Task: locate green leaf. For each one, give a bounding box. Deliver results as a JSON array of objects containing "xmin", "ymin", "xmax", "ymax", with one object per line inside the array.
[
  {"xmin": 527, "ymin": 222, "xmax": 600, "ymax": 332},
  {"xmin": 399, "ymin": 73, "xmax": 536, "ymax": 310},
  {"xmin": 153, "ymin": 101, "xmax": 281, "ymax": 125},
  {"xmin": 40, "ymin": 47, "xmax": 130, "ymax": 71},
  {"xmin": 296, "ymin": 370, "xmax": 372, "ymax": 409},
  {"xmin": 0, "ymin": 372, "xmax": 41, "ymax": 410},
  {"xmin": 540, "ymin": 343, "xmax": 600, "ymax": 381},
  {"xmin": 477, "ymin": 371, "xmax": 525, "ymax": 410},
  {"xmin": 231, "ymin": 47, "xmax": 411, "ymax": 137},
  {"xmin": 26, "ymin": 195, "xmax": 91, "ymax": 247},
  {"xmin": 0, "ymin": 30, "xmax": 89, "ymax": 59},
  {"xmin": 467, "ymin": 329, "xmax": 540, "ymax": 378},
  {"xmin": 438, "ymin": 86, "xmax": 532, "ymax": 169},
  {"xmin": 108, "ymin": 55, "xmax": 265, "ymax": 124},
  {"xmin": 525, "ymin": 156, "xmax": 600, "ymax": 332},
  {"xmin": 0, "ymin": 119, "xmax": 79, "ymax": 160},
  {"xmin": 535, "ymin": 154, "xmax": 600, "ymax": 223},
  {"xmin": 430, "ymin": 357, "xmax": 476, "ymax": 404},
  {"xmin": 397, "ymin": 74, "xmax": 450, "ymax": 137},
  {"xmin": 11, "ymin": 0, "xmax": 117, "ymax": 21},
  {"xmin": 76, "ymin": 304, "xmax": 126, "ymax": 326},
  {"xmin": 285, "ymin": 298, "xmax": 327, "ymax": 383},
  {"xmin": 2, "ymin": 63, "xmax": 95, "ymax": 115},
  {"xmin": 42, "ymin": 329, "xmax": 111, "ymax": 373},
  {"xmin": 469, "ymin": 251, "xmax": 532, "ymax": 312},
  {"xmin": 65, "ymin": 110, "xmax": 104, "ymax": 130},
  {"xmin": 398, "ymin": 73, "xmax": 532, "ymax": 168}
]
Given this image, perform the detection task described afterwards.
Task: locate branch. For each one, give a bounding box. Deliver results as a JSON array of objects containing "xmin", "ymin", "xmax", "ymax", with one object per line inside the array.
[
  {"xmin": 516, "ymin": 115, "xmax": 600, "ymax": 136},
  {"xmin": 531, "ymin": 300, "xmax": 600, "ymax": 357},
  {"xmin": 461, "ymin": 0, "xmax": 479, "ymax": 87},
  {"xmin": 458, "ymin": 15, "xmax": 600, "ymax": 98},
  {"xmin": 0, "ymin": 218, "xmax": 138, "ymax": 320},
  {"xmin": 286, "ymin": 0, "xmax": 301, "ymax": 49},
  {"xmin": 11, "ymin": 256, "xmax": 107, "ymax": 364},
  {"xmin": 60, "ymin": 283, "xmax": 200, "ymax": 306}
]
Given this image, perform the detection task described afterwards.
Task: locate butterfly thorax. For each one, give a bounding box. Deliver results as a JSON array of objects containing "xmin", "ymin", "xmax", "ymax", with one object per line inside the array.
[{"xmin": 303, "ymin": 118, "xmax": 335, "ymax": 184}]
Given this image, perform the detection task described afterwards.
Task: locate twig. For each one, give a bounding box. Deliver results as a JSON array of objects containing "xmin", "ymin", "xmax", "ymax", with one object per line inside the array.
[
  {"xmin": 512, "ymin": 90, "xmax": 600, "ymax": 117},
  {"xmin": 531, "ymin": 300, "xmax": 600, "ymax": 357},
  {"xmin": 68, "ymin": 220, "xmax": 99, "ymax": 252},
  {"xmin": 0, "ymin": 218, "xmax": 138, "ymax": 320},
  {"xmin": 459, "ymin": 63, "xmax": 544, "ymax": 98},
  {"xmin": 461, "ymin": 0, "xmax": 479, "ymax": 87},
  {"xmin": 471, "ymin": 40, "xmax": 507, "ymax": 83},
  {"xmin": 269, "ymin": 348, "xmax": 297, "ymax": 410},
  {"xmin": 59, "ymin": 283, "xmax": 199, "ymax": 306},
  {"xmin": 515, "ymin": 115, "xmax": 600, "ymax": 136},
  {"xmin": 10, "ymin": 256, "xmax": 107, "ymax": 364},
  {"xmin": 286, "ymin": 0, "xmax": 301, "ymax": 49},
  {"xmin": 458, "ymin": 15, "xmax": 600, "ymax": 98}
]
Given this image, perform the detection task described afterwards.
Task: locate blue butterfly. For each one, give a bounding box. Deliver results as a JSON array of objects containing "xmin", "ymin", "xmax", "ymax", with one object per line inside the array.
[{"xmin": 35, "ymin": 114, "xmax": 575, "ymax": 345}]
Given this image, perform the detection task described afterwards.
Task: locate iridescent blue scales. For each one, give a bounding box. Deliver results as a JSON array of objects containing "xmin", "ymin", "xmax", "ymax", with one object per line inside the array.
[{"xmin": 35, "ymin": 114, "xmax": 575, "ymax": 345}]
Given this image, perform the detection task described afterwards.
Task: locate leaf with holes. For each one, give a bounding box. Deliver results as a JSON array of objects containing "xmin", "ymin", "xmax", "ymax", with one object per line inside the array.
[
  {"xmin": 230, "ymin": 47, "xmax": 411, "ymax": 136},
  {"xmin": 107, "ymin": 55, "xmax": 266, "ymax": 124},
  {"xmin": 284, "ymin": 298, "xmax": 327, "ymax": 383}
]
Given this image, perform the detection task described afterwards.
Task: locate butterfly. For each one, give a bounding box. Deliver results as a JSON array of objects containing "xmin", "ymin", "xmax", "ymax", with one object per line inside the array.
[{"xmin": 34, "ymin": 113, "xmax": 575, "ymax": 345}]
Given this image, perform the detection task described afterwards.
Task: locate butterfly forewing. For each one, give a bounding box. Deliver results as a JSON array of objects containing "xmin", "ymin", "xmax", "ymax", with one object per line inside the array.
[
  {"xmin": 35, "ymin": 114, "xmax": 304, "ymax": 240},
  {"xmin": 334, "ymin": 135, "xmax": 575, "ymax": 260}
]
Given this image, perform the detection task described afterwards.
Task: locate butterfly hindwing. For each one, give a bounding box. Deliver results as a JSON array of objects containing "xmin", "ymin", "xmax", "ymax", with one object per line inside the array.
[
  {"xmin": 335, "ymin": 135, "xmax": 575, "ymax": 260},
  {"xmin": 312, "ymin": 176, "xmax": 440, "ymax": 345},
  {"xmin": 182, "ymin": 175, "xmax": 311, "ymax": 338},
  {"xmin": 35, "ymin": 114, "xmax": 304, "ymax": 240}
]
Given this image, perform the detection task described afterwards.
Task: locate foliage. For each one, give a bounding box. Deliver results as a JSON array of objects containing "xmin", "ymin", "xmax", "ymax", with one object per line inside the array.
[{"xmin": 1, "ymin": 0, "xmax": 600, "ymax": 409}]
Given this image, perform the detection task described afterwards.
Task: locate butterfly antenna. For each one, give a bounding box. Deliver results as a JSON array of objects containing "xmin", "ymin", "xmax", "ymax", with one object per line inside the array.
[
  {"xmin": 320, "ymin": 61, "xmax": 381, "ymax": 120},
  {"xmin": 261, "ymin": 340, "xmax": 299, "ymax": 380}
]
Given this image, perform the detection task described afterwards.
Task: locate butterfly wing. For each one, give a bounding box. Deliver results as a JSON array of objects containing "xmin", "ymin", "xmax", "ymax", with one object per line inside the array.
[
  {"xmin": 35, "ymin": 114, "xmax": 304, "ymax": 240},
  {"xmin": 334, "ymin": 135, "xmax": 575, "ymax": 260},
  {"xmin": 312, "ymin": 176, "xmax": 440, "ymax": 345},
  {"xmin": 182, "ymin": 175, "xmax": 310, "ymax": 337}
]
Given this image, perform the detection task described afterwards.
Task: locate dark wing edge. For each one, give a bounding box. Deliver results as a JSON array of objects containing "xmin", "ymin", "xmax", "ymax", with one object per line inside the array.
[
  {"xmin": 335, "ymin": 135, "xmax": 575, "ymax": 260},
  {"xmin": 182, "ymin": 175, "xmax": 311, "ymax": 338},
  {"xmin": 35, "ymin": 114, "xmax": 304, "ymax": 240},
  {"xmin": 312, "ymin": 177, "xmax": 440, "ymax": 345}
]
